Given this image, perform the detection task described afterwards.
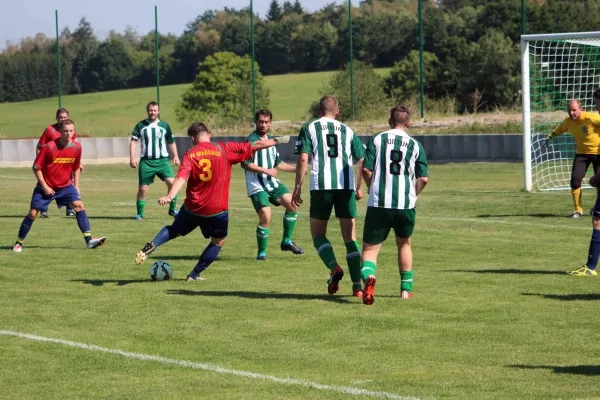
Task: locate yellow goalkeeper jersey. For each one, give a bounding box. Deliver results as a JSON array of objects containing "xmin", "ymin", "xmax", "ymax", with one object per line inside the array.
[{"xmin": 553, "ymin": 111, "xmax": 600, "ymax": 154}]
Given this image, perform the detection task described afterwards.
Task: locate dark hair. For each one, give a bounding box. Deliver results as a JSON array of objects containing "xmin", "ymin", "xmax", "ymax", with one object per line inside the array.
[
  {"xmin": 56, "ymin": 108, "xmax": 69, "ymax": 118},
  {"xmin": 187, "ymin": 122, "xmax": 210, "ymax": 137},
  {"xmin": 255, "ymin": 109, "xmax": 273, "ymax": 122},
  {"xmin": 146, "ymin": 101, "xmax": 159, "ymax": 111},
  {"xmin": 390, "ymin": 105, "xmax": 410, "ymax": 126},
  {"xmin": 318, "ymin": 95, "xmax": 338, "ymax": 114},
  {"xmin": 594, "ymin": 88, "xmax": 600, "ymax": 101},
  {"xmin": 59, "ymin": 119, "xmax": 75, "ymax": 131}
]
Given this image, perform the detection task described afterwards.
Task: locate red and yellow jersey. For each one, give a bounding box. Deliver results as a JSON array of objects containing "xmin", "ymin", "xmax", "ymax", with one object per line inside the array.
[
  {"xmin": 553, "ymin": 111, "xmax": 600, "ymax": 154},
  {"xmin": 177, "ymin": 141, "xmax": 254, "ymax": 216},
  {"xmin": 33, "ymin": 139, "xmax": 82, "ymax": 190},
  {"xmin": 37, "ymin": 124, "xmax": 78, "ymax": 149}
]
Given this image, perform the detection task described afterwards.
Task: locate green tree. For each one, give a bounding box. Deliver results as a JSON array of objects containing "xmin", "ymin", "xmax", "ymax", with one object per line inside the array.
[
  {"xmin": 292, "ymin": 0, "xmax": 304, "ymax": 14},
  {"xmin": 291, "ymin": 21, "xmax": 338, "ymax": 72},
  {"xmin": 464, "ymin": 29, "xmax": 520, "ymax": 109},
  {"xmin": 256, "ymin": 14, "xmax": 300, "ymax": 75},
  {"xmin": 309, "ymin": 61, "xmax": 386, "ymax": 121},
  {"xmin": 266, "ymin": 0, "xmax": 284, "ymax": 22},
  {"xmin": 175, "ymin": 52, "xmax": 270, "ymax": 126},
  {"xmin": 384, "ymin": 50, "xmax": 440, "ymax": 101},
  {"xmin": 219, "ymin": 16, "xmax": 253, "ymax": 57},
  {"xmin": 81, "ymin": 39, "xmax": 134, "ymax": 92},
  {"xmin": 282, "ymin": 1, "xmax": 294, "ymax": 15},
  {"xmin": 70, "ymin": 18, "xmax": 98, "ymax": 93}
]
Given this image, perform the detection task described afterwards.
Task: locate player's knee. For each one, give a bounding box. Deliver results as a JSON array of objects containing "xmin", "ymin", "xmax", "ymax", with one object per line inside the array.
[
  {"xmin": 71, "ymin": 202, "xmax": 84, "ymax": 211},
  {"xmin": 258, "ymin": 209, "xmax": 271, "ymax": 226},
  {"xmin": 284, "ymin": 203, "xmax": 297, "ymax": 213},
  {"xmin": 28, "ymin": 209, "xmax": 38, "ymax": 219},
  {"xmin": 571, "ymin": 177, "xmax": 583, "ymax": 189}
]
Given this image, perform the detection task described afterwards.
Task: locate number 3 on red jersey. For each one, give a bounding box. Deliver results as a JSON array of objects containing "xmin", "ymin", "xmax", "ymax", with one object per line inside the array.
[{"xmin": 198, "ymin": 158, "xmax": 212, "ymax": 181}]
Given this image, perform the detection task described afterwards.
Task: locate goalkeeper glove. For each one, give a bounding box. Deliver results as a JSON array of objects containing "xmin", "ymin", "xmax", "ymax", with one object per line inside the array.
[
  {"xmin": 275, "ymin": 135, "xmax": 291, "ymax": 144},
  {"xmin": 544, "ymin": 134, "xmax": 554, "ymax": 147}
]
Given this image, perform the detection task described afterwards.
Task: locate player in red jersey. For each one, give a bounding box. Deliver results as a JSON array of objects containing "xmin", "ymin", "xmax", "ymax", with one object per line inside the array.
[
  {"xmin": 13, "ymin": 119, "xmax": 105, "ymax": 252},
  {"xmin": 134, "ymin": 122, "xmax": 290, "ymax": 280},
  {"xmin": 37, "ymin": 108, "xmax": 80, "ymax": 218}
]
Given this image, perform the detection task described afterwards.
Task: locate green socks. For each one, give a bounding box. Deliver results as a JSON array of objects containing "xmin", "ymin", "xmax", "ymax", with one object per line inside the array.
[
  {"xmin": 313, "ymin": 235, "xmax": 337, "ymax": 270},
  {"xmin": 256, "ymin": 225, "xmax": 269, "ymax": 257},
  {"xmin": 136, "ymin": 200, "xmax": 146, "ymax": 217},
  {"xmin": 400, "ymin": 270, "xmax": 413, "ymax": 292},
  {"xmin": 345, "ymin": 241, "xmax": 362, "ymax": 290},
  {"xmin": 169, "ymin": 194, "xmax": 178, "ymax": 213},
  {"xmin": 361, "ymin": 260, "xmax": 377, "ymax": 281},
  {"xmin": 282, "ymin": 211, "xmax": 297, "ymax": 244}
]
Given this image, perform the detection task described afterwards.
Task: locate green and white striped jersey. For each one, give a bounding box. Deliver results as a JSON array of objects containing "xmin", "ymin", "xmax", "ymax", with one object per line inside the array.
[
  {"xmin": 243, "ymin": 131, "xmax": 282, "ymax": 195},
  {"xmin": 131, "ymin": 119, "xmax": 175, "ymax": 159},
  {"xmin": 364, "ymin": 129, "xmax": 428, "ymax": 209},
  {"xmin": 295, "ymin": 117, "xmax": 365, "ymax": 191}
]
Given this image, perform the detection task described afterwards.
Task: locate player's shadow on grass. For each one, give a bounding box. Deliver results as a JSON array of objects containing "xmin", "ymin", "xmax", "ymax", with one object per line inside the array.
[
  {"xmin": 522, "ymin": 293, "xmax": 600, "ymax": 301},
  {"xmin": 476, "ymin": 213, "xmax": 562, "ymax": 219},
  {"xmin": 446, "ymin": 269, "xmax": 566, "ymax": 275},
  {"xmin": 154, "ymin": 255, "xmax": 254, "ymax": 262},
  {"xmin": 510, "ymin": 364, "xmax": 600, "ymax": 376},
  {"xmin": 72, "ymin": 278, "xmax": 185, "ymax": 286},
  {"xmin": 167, "ymin": 289, "xmax": 351, "ymax": 304},
  {"xmin": 87, "ymin": 216, "xmax": 139, "ymax": 220}
]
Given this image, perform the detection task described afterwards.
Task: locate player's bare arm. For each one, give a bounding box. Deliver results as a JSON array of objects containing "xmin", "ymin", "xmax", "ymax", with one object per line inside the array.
[
  {"xmin": 129, "ymin": 140, "xmax": 138, "ymax": 168},
  {"xmin": 292, "ymin": 152, "xmax": 309, "ymax": 207},
  {"xmin": 241, "ymin": 162, "xmax": 277, "ymax": 177},
  {"xmin": 275, "ymin": 161, "xmax": 296, "ymax": 173},
  {"xmin": 416, "ymin": 176, "xmax": 429, "ymax": 195},
  {"xmin": 73, "ymin": 168, "xmax": 81, "ymax": 195},
  {"xmin": 355, "ymin": 158, "xmax": 365, "ymax": 200},
  {"xmin": 362, "ymin": 167, "xmax": 374, "ymax": 191},
  {"xmin": 159, "ymin": 177, "xmax": 186, "ymax": 205},
  {"xmin": 252, "ymin": 135, "xmax": 290, "ymax": 151},
  {"xmin": 168, "ymin": 142, "xmax": 180, "ymax": 165},
  {"xmin": 33, "ymin": 169, "xmax": 55, "ymax": 196}
]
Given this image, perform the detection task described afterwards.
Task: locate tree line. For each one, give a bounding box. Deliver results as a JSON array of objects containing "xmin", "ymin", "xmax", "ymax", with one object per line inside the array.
[{"xmin": 1, "ymin": 0, "xmax": 599, "ymax": 111}]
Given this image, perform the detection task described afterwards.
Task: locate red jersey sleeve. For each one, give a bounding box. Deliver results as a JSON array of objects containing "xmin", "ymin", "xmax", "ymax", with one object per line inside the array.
[
  {"xmin": 176, "ymin": 150, "xmax": 193, "ymax": 180},
  {"xmin": 34, "ymin": 143, "xmax": 51, "ymax": 170},
  {"xmin": 37, "ymin": 127, "xmax": 53, "ymax": 149},
  {"xmin": 220, "ymin": 142, "xmax": 254, "ymax": 165}
]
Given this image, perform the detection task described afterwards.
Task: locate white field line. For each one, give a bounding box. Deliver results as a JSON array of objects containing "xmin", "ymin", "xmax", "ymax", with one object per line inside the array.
[{"xmin": 0, "ymin": 330, "xmax": 417, "ymax": 400}]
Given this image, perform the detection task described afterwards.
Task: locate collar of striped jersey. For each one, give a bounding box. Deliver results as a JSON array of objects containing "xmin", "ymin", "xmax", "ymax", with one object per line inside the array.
[{"xmin": 386, "ymin": 128, "xmax": 409, "ymax": 136}]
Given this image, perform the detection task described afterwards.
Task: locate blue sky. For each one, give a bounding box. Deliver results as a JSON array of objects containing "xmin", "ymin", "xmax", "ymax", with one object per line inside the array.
[{"xmin": 1, "ymin": 0, "xmax": 349, "ymax": 49}]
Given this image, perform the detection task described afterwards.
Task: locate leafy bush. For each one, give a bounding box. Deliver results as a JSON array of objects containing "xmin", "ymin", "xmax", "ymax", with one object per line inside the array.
[
  {"xmin": 175, "ymin": 52, "xmax": 270, "ymax": 127},
  {"xmin": 308, "ymin": 61, "xmax": 386, "ymax": 121}
]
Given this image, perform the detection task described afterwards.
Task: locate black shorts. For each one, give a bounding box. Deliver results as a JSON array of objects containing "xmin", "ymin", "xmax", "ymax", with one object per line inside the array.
[{"xmin": 571, "ymin": 154, "xmax": 600, "ymax": 189}]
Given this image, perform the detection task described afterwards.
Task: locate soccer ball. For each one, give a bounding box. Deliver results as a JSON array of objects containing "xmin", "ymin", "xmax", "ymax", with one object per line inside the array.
[{"xmin": 149, "ymin": 260, "xmax": 173, "ymax": 281}]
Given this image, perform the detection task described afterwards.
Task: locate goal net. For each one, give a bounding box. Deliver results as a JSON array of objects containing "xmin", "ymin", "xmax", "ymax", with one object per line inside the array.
[{"xmin": 522, "ymin": 31, "xmax": 600, "ymax": 191}]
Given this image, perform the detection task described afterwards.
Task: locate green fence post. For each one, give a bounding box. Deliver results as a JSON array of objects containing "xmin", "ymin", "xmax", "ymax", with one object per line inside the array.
[{"xmin": 55, "ymin": 10, "xmax": 62, "ymax": 109}]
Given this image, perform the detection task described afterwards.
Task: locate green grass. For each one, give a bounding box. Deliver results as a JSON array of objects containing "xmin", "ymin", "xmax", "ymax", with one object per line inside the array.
[
  {"xmin": 1, "ymin": 163, "xmax": 600, "ymax": 399},
  {"xmin": 0, "ymin": 69, "xmax": 391, "ymax": 140}
]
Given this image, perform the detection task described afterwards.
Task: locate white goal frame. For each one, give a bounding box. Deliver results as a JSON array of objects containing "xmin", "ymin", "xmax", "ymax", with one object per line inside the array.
[{"xmin": 522, "ymin": 31, "xmax": 600, "ymax": 192}]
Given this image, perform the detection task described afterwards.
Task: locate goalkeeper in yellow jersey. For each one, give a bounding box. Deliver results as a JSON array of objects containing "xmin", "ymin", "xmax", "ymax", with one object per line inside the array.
[
  {"xmin": 569, "ymin": 90, "xmax": 600, "ymax": 276},
  {"xmin": 547, "ymin": 99, "xmax": 600, "ymax": 218}
]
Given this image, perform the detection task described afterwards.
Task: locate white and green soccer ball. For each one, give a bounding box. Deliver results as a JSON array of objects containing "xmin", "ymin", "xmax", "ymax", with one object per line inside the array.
[{"xmin": 149, "ymin": 260, "xmax": 173, "ymax": 281}]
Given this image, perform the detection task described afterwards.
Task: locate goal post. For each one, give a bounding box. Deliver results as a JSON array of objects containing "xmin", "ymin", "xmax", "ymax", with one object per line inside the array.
[{"xmin": 521, "ymin": 31, "xmax": 600, "ymax": 192}]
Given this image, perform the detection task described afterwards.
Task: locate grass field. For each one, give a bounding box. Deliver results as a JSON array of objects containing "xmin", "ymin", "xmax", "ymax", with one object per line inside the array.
[
  {"xmin": 1, "ymin": 163, "xmax": 600, "ymax": 399},
  {"xmin": 0, "ymin": 69, "xmax": 391, "ymax": 140}
]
